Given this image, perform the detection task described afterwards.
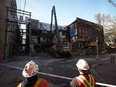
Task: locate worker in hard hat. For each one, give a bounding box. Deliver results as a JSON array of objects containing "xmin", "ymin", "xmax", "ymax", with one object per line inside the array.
[
  {"xmin": 70, "ymin": 59, "xmax": 97, "ymax": 87},
  {"xmin": 17, "ymin": 60, "xmax": 49, "ymax": 87}
]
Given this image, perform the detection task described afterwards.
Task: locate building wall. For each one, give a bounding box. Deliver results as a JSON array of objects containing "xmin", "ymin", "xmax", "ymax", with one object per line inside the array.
[
  {"xmin": 31, "ymin": 19, "xmax": 39, "ymax": 29},
  {"xmin": 30, "ymin": 20, "xmax": 65, "ymax": 53}
]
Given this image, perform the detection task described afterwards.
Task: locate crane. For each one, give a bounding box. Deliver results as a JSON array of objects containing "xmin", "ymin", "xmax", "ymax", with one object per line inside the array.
[{"xmin": 108, "ymin": 0, "xmax": 116, "ymax": 8}]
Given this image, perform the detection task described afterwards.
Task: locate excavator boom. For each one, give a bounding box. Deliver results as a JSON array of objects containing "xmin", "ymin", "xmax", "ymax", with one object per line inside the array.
[{"xmin": 49, "ymin": 6, "xmax": 71, "ymax": 57}]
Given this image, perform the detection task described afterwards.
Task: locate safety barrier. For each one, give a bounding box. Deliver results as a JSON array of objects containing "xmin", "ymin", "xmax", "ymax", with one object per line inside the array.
[
  {"xmin": 96, "ymin": 82, "xmax": 116, "ymax": 87},
  {"xmin": 37, "ymin": 71, "xmax": 116, "ymax": 87},
  {"xmin": 0, "ymin": 63, "xmax": 116, "ymax": 87}
]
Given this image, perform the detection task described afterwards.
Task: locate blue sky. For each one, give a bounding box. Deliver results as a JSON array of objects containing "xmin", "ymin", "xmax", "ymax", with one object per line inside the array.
[{"xmin": 16, "ymin": 0, "xmax": 116, "ymax": 26}]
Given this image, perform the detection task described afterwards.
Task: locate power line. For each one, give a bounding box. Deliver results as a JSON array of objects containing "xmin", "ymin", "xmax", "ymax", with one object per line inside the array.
[
  {"xmin": 17, "ymin": 0, "xmax": 22, "ymax": 10},
  {"xmin": 23, "ymin": 0, "xmax": 26, "ymax": 11},
  {"xmin": 16, "ymin": 0, "xmax": 19, "ymax": 9}
]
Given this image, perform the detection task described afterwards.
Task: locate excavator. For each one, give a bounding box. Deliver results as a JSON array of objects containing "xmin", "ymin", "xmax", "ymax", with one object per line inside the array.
[{"xmin": 48, "ymin": 6, "xmax": 71, "ymax": 57}]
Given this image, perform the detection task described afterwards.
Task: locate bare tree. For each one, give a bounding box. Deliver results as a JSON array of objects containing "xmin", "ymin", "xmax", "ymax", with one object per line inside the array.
[
  {"xmin": 94, "ymin": 14, "xmax": 111, "ymax": 32},
  {"xmin": 94, "ymin": 13, "xmax": 116, "ymax": 48}
]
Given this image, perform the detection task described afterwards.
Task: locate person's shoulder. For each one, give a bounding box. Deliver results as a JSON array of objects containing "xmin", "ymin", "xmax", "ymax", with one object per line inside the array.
[
  {"xmin": 35, "ymin": 78, "xmax": 49, "ymax": 87},
  {"xmin": 76, "ymin": 75, "xmax": 82, "ymax": 79},
  {"xmin": 38, "ymin": 78, "xmax": 49, "ymax": 84},
  {"xmin": 72, "ymin": 77, "xmax": 77, "ymax": 80},
  {"xmin": 17, "ymin": 83, "xmax": 21, "ymax": 87},
  {"xmin": 88, "ymin": 74, "xmax": 95, "ymax": 78},
  {"xmin": 39, "ymin": 78, "xmax": 48, "ymax": 82},
  {"xmin": 71, "ymin": 77, "xmax": 78, "ymax": 84},
  {"xmin": 70, "ymin": 77, "xmax": 79, "ymax": 87}
]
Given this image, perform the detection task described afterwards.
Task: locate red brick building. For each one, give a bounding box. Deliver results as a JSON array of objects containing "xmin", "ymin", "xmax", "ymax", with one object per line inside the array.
[{"xmin": 65, "ymin": 17, "xmax": 105, "ymax": 55}]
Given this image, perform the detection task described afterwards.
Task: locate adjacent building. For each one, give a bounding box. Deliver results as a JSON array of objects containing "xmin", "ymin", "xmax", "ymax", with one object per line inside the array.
[
  {"xmin": 65, "ymin": 17, "xmax": 105, "ymax": 55},
  {"xmin": 30, "ymin": 19, "xmax": 64, "ymax": 53}
]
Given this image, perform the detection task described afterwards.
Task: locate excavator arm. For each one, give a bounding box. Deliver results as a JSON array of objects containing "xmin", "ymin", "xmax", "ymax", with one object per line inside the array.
[{"xmin": 50, "ymin": 6, "xmax": 60, "ymax": 50}]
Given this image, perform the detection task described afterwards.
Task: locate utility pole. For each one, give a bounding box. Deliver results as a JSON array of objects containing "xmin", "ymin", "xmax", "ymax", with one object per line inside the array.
[{"xmin": 96, "ymin": 37, "xmax": 99, "ymax": 60}]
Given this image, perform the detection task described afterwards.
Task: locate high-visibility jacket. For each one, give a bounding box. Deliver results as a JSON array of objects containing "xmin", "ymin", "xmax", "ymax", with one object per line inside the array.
[
  {"xmin": 17, "ymin": 79, "xmax": 49, "ymax": 87},
  {"xmin": 76, "ymin": 74, "xmax": 96, "ymax": 87}
]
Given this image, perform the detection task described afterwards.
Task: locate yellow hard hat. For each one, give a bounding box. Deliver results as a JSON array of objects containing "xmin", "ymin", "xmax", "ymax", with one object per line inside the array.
[
  {"xmin": 22, "ymin": 60, "xmax": 39, "ymax": 77},
  {"xmin": 76, "ymin": 59, "xmax": 89, "ymax": 70}
]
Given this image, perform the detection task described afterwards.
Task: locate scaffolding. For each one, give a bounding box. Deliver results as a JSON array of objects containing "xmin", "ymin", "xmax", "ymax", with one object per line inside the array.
[{"xmin": 4, "ymin": 7, "xmax": 31, "ymax": 58}]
